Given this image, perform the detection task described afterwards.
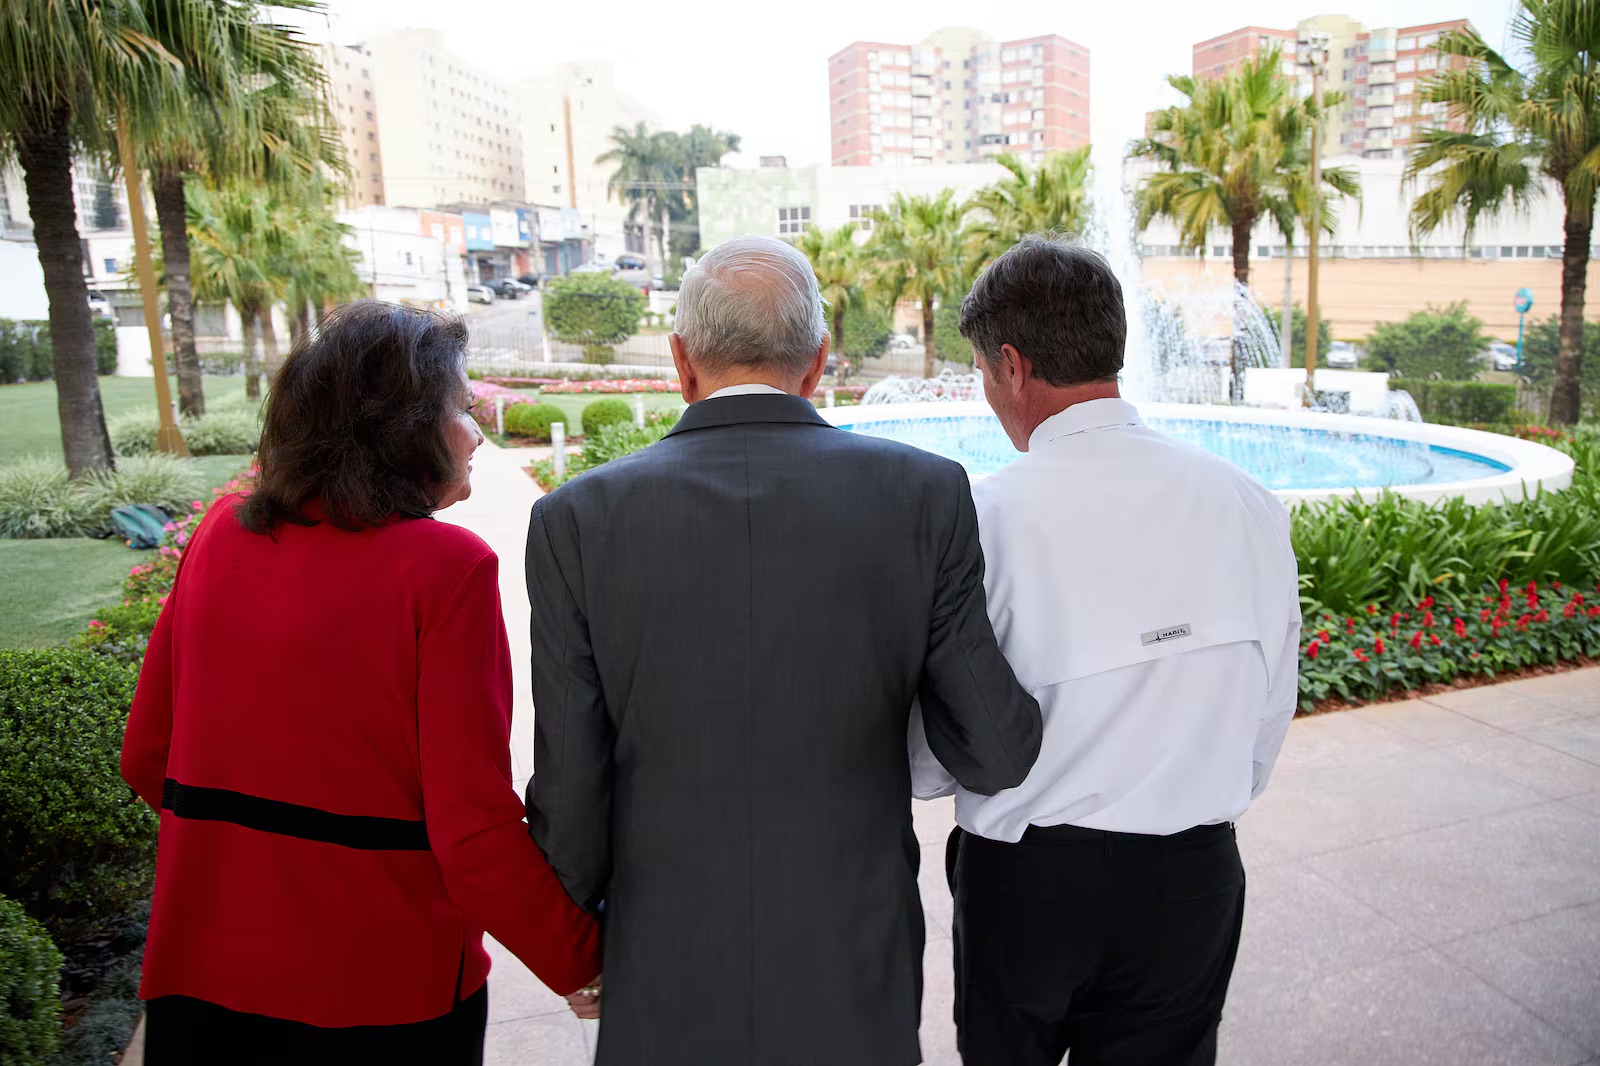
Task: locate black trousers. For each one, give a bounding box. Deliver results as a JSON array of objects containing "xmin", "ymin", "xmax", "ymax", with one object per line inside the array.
[
  {"xmin": 948, "ymin": 822, "xmax": 1245, "ymax": 1066},
  {"xmin": 144, "ymin": 983, "xmax": 489, "ymax": 1066}
]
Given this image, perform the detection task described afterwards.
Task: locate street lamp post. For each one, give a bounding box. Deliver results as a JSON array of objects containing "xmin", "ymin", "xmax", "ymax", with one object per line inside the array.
[
  {"xmin": 1514, "ymin": 287, "xmax": 1534, "ymax": 372},
  {"xmin": 1299, "ymin": 33, "xmax": 1330, "ymax": 407}
]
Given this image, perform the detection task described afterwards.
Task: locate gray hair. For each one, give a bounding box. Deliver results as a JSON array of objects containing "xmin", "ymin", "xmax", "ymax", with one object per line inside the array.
[{"xmin": 674, "ymin": 235, "xmax": 827, "ymax": 377}]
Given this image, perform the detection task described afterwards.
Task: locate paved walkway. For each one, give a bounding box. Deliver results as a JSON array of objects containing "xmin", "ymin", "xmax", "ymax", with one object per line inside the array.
[{"xmin": 442, "ymin": 442, "xmax": 1600, "ymax": 1065}]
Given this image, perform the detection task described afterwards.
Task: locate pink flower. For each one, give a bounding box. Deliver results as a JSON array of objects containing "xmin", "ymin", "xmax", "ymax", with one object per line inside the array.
[{"xmin": 88, "ymin": 620, "xmax": 105, "ymax": 629}]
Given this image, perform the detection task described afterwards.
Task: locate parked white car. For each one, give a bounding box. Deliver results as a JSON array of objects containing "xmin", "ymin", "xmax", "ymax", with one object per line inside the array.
[
  {"xmin": 466, "ymin": 284, "xmax": 495, "ymax": 305},
  {"xmin": 888, "ymin": 333, "xmax": 918, "ymax": 350},
  {"xmin": 86, "ymin": 289, "xmax": 112, "ymax": 318},
  {"xmin": 1487, "ymin": 341, "xmax": 1520, "ymax": 372},
  {"xmin": 1325, "ymin": 341, "xmax": 1358, "ymax": 368}
]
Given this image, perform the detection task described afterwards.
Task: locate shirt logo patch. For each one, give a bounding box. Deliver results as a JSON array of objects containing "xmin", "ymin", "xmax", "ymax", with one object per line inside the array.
[{"xmin": 1141, "ymin": 623, "xmax": 1193, "ymax": 646}]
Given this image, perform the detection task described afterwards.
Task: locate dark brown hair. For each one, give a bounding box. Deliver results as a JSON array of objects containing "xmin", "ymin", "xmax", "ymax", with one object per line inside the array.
[
  {"xmin": 238, "ymin": 301, "xmax": 470, "ymax": 534},
  {"xmin": 960, "ymin": 236, "xmax": 1126, "ymax": 386}
]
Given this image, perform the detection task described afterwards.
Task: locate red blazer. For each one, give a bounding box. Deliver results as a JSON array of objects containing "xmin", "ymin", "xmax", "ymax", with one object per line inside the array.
[{"xmin": 122, "ymin": 496, "xmax": 599, "ymax": 1027}]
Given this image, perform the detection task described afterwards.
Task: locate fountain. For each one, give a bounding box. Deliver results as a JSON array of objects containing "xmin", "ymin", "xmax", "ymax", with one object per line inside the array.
[{"xmin": 826, "ymin": 151, "xmax": 1575, "ymax": 505}]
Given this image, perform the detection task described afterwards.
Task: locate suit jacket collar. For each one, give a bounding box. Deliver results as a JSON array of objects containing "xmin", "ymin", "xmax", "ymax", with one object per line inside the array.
[{"xmin": 665, "ymin": 393, "xmax": 831, "ymax": 438}]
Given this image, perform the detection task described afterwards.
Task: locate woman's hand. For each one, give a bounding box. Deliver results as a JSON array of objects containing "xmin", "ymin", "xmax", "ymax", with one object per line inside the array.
[{"xmin": 566, "ymin": 974, "xmax": 602, "ymax": 1020}]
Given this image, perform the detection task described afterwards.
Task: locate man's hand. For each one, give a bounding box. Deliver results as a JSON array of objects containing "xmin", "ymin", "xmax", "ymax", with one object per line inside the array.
[{"xmin": 566, "ymin": 975, "xmax": 602, "ymax": 1020}]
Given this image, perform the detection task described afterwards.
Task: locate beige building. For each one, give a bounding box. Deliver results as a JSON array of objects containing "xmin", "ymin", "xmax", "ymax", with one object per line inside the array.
[
  {"xmin": 366, "ymin": 29, "xmax": 524, "ymax": 209},
  {"xmin": 520, "ymin": 62, "xmax": 658, "ymax": 264},
  {"xmin": 324, "ymin": 43, "xmax": 385, "ymax": 208}
]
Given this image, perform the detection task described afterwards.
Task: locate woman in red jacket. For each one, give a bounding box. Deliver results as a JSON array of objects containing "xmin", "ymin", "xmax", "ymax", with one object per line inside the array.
[{"xmin": 122, "ymin": 301, "xmax": 599, "ymax": 1064}]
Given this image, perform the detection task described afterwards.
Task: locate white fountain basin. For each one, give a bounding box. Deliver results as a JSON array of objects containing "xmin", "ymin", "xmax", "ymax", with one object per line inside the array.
[{"xmin": 822, "ymin": 401, "xmax": 1575, "ymax": 506}]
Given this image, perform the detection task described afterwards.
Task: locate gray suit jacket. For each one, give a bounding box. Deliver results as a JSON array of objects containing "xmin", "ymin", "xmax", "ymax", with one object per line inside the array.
[{"xmin": 525, "ymin": 393, "xmax": 1041, "ymax": 1066}]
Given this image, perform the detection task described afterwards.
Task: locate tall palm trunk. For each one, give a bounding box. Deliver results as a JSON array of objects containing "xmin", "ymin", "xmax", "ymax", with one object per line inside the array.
[
  {"xmin": 921, "ymin": 298, "xmax": 936, "ymax": 379},
  {"xmin": 831, "ymin": 306, "xmax": 845, "ymax": 381},
  {"xmin": 290, "ymin": 298, "xmax": 311, "ymax": 348},
  {"xmin": 1281, "ymin": 249, "xmax": 1294, "ymax": 370},
  {"xmin": 153, "ymin": 167, "xmax": 204, "ymax": 417},
  {"xmin": 1229, "ymin": 215, "xmax": 1254, "ymax": 404},
  {"xmin": 260, "ymin": 305, "xmax": 282, "ymax": 385},
  {"xmin": 240, "ymin": 302, "xmax": 262, "ymax": 400},
  {"xmin": 1550, "ymin": 200, "xmax": 1593, "ymax": 425},
  {"xmin": 18, "ymin": 111, "xmax": 114, "ymax": 476}
]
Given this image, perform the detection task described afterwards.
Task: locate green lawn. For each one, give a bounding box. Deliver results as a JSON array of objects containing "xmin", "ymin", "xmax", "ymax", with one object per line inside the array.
[
  {"xmin": 0, "ymin": 537, "xmax": 142, "ymax": 649},
  {"xmin": 0, "ymin": 375, "xmax": 250, "ymax": 460}
]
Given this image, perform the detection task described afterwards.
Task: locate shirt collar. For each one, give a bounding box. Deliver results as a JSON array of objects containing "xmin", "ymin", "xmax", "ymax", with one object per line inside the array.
[
  {"xmin": 1028, "ymin": 398, "xmax": 1144, "ymax": 449},
  {"xmin": 707, "ymin": 383, "xmax": 789, "ymax": 399}
]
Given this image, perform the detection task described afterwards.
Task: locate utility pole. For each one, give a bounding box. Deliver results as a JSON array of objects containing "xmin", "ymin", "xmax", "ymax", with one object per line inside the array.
[
  {"xmin": 1301, "ymin": 33, "xmax": 1330, "ymax": 407},
  {"xmin": 116, "ymin": 118, "xmax": 188, "ymax": 456}
]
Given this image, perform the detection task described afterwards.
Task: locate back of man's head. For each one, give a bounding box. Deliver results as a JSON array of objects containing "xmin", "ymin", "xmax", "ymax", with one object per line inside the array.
[
  {"xmin": 675, "ymin": 236, "xmax": 827, "ymax": 379},
  {"xmin": 960, "ymin": 237, "xmax": 1126, "ymax": 386}
]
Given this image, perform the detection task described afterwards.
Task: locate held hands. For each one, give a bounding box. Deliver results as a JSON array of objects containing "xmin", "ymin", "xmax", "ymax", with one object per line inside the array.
[{"xmin": 566, "ymin": 974, "xmax": 602, "ymax": 1020}]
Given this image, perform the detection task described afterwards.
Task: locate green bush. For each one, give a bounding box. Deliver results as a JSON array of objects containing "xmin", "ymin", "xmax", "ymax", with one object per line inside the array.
[
  {"xmin": 0, "ymin": 454, "xmax": 205, "ymax": 539},
  {"xmin": 582, "ymin": 343, "xmax": 615, "ymax": 365},
  {"xmin": 0, "ymin": 459, "xmax": 101, "ymax": 538},
  {"xmin": 503, "ymin": 402, "xmax": 566, "ymax": 442},
  {"xmin": 110, "ymin": 407, "xmax": 259, "ymax": 458},
  {"xmin": 544, "ymin": 272, "xmax": 647, "ymax": 351},
  {"xmin": 1364, "ymin": 302, "xmax": 1486, "ymax": 380},
  {"xmin": 0, "ymin": 650, "xmax": 156, "ymax": 939},
  {"xmin": 1390, "ymin": 379, "xmax": 1517, "ymax": 425},
  {"xmin": 933, "ymin": 303, "xmax": 970, "ymax": 366},
  {"xmin": 0, "ymin": 894, "xmax": 63, "ymax": 1063},
  {"xmin": 582, "ymin": 398, "xmax": 633, "ymax": 437},
  {"xmin": 1517, "ymin": 315, "xmax": 1600, "ymax": 418},
  {"xmin": 1265, "ymin": 305, "xmax": 1333, "ymax": 362},
  {"xmin": 840, "ymin": 304, "xmax": 893, "ymax": 359},
  {"xmin": 582, "ymin": 411, "xmax": 679, "ymax": 466},
  {"xmin": 0, "ymin": 318, "xmax": 117, "ymax": 382}
]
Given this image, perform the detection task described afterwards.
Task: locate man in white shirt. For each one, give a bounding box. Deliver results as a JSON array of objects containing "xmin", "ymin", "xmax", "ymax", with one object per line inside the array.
[{"xmin": 910, "ymin": 237, "xmax": 1301, "ymax": 1066}]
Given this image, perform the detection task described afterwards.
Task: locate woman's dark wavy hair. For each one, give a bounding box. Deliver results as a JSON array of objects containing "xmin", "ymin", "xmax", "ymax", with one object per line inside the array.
[{"xmin": 238, "ymin": 301, "xmax": 470, "ymax": 534}]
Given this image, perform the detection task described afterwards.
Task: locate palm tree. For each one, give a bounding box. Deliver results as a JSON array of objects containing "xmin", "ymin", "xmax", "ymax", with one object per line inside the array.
[
  {"xmin": 965, "ymin": 148, "xmax": 1093, "ymax": 267},
  {"xmin": 1406, "ymin": 2, "xmax": 1600, "ymax": 425},
  {"xmin": 1131, "ymin": 49, "xmax": 1359, "ymax": 399},
  {"xmin": 794, "ymin": 223, "xmax": 860, "ymax": 360},
  {"xmin": 0, "ymin": 0, "xmax": 193, "ymax": 475},
  {"xmin": 136, "ymin": 0, "xmax": 334, "ymax": 417},
  {"xmin": 281, "ymin": 182, "xmax": 363, "ymax": 346},
  {"xmin": 867, "ymin": 191, "xmax": 968, "ymax": 378},
  {"xmin": 598, "ymin": 122, "xmax": 677, "ymax": 267},
  {"xmin": 185, "ymin": 182, "xmax": 287, "ymax": 400}
]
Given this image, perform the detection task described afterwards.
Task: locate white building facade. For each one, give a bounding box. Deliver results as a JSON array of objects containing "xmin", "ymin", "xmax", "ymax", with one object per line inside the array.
[{"xmin": 339, "ymin": 205, "xmax": 468, "ymax": 311}]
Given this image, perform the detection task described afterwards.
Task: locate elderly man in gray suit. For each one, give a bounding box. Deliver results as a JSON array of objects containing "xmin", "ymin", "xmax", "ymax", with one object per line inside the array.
[{"xmin": 524, "ymin": 234, "xmax": 1042, "ymax": 1066}]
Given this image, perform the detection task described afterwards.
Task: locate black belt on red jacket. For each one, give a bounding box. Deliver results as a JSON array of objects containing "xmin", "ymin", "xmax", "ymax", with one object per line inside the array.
[{"xmin": 161, "ymin": 778, "xmax": 430, "ymax": 851}]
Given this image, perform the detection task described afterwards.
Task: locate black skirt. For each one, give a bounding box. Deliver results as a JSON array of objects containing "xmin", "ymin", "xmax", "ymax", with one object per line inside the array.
[{"xmin": 143, "ymin": 983, "xmax": 488, "ymax": 1065}]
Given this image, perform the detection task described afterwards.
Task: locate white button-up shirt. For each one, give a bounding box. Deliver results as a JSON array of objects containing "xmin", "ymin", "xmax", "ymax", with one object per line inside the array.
[{"xmin": 910, "ymin": 398, "xmax": 1301, "ymax": 841}]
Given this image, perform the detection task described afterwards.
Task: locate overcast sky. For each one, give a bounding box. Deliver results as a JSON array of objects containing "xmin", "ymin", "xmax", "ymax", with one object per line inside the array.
[{"xmin": 289, "ymin": 0, "xmax": 1524, "ymax": 167}]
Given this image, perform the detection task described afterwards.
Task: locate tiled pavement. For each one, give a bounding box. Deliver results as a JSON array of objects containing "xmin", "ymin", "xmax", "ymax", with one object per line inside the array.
[{"xmin": 125, "ymin": 441, "xmax": 1580, "ymax": 1066}]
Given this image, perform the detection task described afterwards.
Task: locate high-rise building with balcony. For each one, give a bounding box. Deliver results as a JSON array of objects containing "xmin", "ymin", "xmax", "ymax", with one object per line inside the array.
[
  {"xmin": 1187, "ymin": 16, "xmax": 1474, "ymax": 158},
  {"xmin": 827, "ymin": 28, "xmax": 1090, "ymax": 167}
]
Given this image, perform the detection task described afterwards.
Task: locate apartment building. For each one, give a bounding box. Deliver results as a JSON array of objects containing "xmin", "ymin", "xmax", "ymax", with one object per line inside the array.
[
  {"xmin": 1188, "ymin": 15, "xmax": 1474, "ymax": 158},
  {"xmin": 520, "ymin": 62, "xmax": 659, "ymax": 265},
  {"xmin": 365, "ymin": 29, "xmax": 525, "ymax": 208},
  {"xmin": 827, "ymin": 28, "xmax": 1090, "ymax": 167},
  {"xmin": 324, "ymin": 44, "xmax": 385, "ymax": 208}
]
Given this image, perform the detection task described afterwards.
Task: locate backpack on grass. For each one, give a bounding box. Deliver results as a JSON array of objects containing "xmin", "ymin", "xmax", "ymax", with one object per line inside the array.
[{"xmin": 109, "ymin": 504, "xmax": 172, "ymax": 550}]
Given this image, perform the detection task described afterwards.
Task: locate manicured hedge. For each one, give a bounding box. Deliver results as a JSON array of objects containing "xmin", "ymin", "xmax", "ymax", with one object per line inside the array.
[
  {"xmin": 503, "ymin": 402, "xmax": 566, "ymax": 442},
  {"xmin": 1391, "ymin": 378, "xmax": 1517, "ymax": 424},
  {"xmin": 0, "ymin": 650, "xmax": 156, "ymax": 939},
  {"xmin": 0, "ymin": 893, "xmax": 63, "ymax": 1063},
  {"xmin": 581, "ymin": 398, "xmax": 633, "ymax": 438},
  {"xmin": 0, "ymin": 318, "xmax": 117, "ymax": 383}
]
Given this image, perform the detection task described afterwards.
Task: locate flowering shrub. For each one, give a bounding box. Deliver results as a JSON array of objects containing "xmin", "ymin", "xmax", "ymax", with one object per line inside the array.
[
  {"xmin": 118, "ymin": 470, "xmax": 256, "ymax": 610},
  {"xmin": 468, "ymin": 380, "xmax": 537, "ymax": 428},
  {"xmin": 1297, "ymin": 581, "xmax": 1600, "ymax": 710}
]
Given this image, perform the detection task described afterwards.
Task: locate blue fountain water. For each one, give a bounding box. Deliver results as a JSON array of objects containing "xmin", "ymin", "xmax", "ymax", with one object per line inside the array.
[{"xmin": 844, "ymin": 414, "xmax": 1510, "ymax": 490}]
